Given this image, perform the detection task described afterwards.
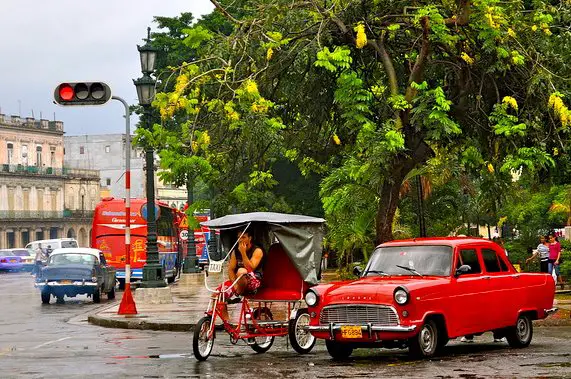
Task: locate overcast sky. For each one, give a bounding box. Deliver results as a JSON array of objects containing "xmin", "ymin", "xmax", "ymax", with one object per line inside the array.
[{"xmin": 0, "ymin": 0, "xmax": 214, "ymax": 136}]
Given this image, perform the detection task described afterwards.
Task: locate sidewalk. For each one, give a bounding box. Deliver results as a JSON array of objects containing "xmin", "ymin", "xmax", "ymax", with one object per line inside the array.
[{"xmin": 87, "ymin": 272, "xmax": 571, "ymax": 331}]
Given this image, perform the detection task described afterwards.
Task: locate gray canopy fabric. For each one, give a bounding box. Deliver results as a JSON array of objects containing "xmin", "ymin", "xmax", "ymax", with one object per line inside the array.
[{"xmin": 201, "ymin": 212, "xmax": 325, "ymax": 285}]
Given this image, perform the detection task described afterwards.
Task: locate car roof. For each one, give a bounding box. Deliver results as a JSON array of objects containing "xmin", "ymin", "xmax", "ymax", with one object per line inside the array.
[
  {"xmin": 50, "ymin": 248, "xmax": 102, "ymax": 258},
  {"xmin": 379, "ymin": 237, "xmax": 495, "ymax": 248}
]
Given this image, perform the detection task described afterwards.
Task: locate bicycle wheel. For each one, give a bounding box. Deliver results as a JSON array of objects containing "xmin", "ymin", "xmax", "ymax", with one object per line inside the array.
[
  {"xmin": 193, "ymin": 316, "xmax": 215, "ymax": 361},
  {"xmin": 249, "ymin": 307, "xmax": 275, "ymax": 353}
]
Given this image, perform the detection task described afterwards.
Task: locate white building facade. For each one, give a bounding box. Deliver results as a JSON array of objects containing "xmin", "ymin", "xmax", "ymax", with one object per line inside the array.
[{"xmin": 0, "ymin": 114, "xmax": 99, "ymax": 248}]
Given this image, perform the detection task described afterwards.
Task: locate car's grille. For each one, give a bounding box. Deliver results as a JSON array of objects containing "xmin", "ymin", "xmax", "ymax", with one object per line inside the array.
[{"xmin": 320, "ymin": 305, "xmax": 399, "ymax": 326}]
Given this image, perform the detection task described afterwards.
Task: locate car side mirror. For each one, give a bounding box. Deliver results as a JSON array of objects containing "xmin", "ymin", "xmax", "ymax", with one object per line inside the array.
[
  {"xmin": 455, "ymin": 264, "xmax": 471, "ymax": 277},
  {"xmin": 353, "ymin": 265, "xmax": 363, "ymax": 277}
]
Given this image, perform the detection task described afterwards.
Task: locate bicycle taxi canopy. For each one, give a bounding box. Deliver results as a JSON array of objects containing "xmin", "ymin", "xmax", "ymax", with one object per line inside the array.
[{"xmin": 201, "ymin": 212, "xmax": 325, "ymax": 285}]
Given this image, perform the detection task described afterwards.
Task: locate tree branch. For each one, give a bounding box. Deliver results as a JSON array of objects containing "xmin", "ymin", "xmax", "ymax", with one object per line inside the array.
[
  {"xmin": 209, "ymin": 0, "xmax": 243, "ymax": 25},
  {"xmin": 405, "ymin": 16, "xmax": 430, "ymax": 102}
]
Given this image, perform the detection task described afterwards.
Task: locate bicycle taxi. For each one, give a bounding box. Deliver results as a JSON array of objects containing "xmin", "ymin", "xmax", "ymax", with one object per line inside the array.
[{"xmin": 192, "ymin": 212, "xmax": 325, "ymax": 361}]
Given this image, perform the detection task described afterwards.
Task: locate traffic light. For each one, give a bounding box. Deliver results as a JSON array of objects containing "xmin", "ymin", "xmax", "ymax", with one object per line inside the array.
[{"xmin": 53, "ymin": 82, "xmax": 112, "ymax": 106}]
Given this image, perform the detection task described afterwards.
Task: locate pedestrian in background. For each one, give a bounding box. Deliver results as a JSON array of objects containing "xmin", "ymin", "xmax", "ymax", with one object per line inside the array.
[
  {"xmin": 526, "ymin": 235, "xmax": 550, "ymax": 273},
  {"xmin": 548, "ymin": 234, "xmax": 561, "ymax": 275}
]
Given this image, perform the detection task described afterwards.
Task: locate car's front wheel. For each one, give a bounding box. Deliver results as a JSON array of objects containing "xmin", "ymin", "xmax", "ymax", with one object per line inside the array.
[
  {"xmin": 93, "ymin": 288, "xmax": 101, "ymax": 303},
  {"xmin": 288, "ymin": 308, "xmax": 316, "ymax": 354},
  {"xmin": 325, "ymin": 340, "xmax": 353, "ymax": 360},
  {"xmin": 409, "ymin": 319, "xmax": 438, "ymax": 358},
  {"xmin": 41, "ymin": 291, "xmax": 50, "ymax": 304},
  {"xmin": 506, "ymin": 314, "xmax": 533, "ymax": 348}
]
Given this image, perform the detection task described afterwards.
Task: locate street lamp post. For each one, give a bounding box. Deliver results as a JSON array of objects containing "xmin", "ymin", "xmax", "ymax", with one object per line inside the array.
[{"xmin": 134, "ymin": 28, "xmax": 165, "ymax": 288}]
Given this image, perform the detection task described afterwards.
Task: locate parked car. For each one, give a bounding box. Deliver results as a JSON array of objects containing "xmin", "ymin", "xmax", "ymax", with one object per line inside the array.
[
  {"xmin": 35, "ymin": 248, "xmax": 116, "ymax": 304},
  {"xmin": 9, "ymin": 248, "xmax": 35, "ymax": 271},
  {"xmin": 0, "ymin": 249, "xmax": 24, "ymax": 271},
  {"xmin": 305, "ymin": 237, "xmax": 557, "ymax": 359},
  {"xmin": 25, "ymin": 238, "xmax": 78, "ymax": 252}
]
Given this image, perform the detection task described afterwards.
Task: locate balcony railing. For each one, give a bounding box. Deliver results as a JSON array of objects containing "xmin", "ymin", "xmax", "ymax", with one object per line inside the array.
[
  {"xmin": 0, "ymin": 164, "xmax": 99, "ymax": 179},
  {"xmin": 0, "ymin": 210, "xmax": 64, "ymax": 219},
  {"xmin": 0, "ymin": 210, "xmax": 94, "ymax": 220}
]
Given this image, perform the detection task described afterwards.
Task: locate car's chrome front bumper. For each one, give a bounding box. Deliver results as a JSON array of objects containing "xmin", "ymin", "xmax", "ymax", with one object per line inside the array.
[
  {"xmin": 305, "ymin": 323, "xmax": 417, "ymax": 339},
  {"xmin": 35, "ymin": 281, "xmax": 98, "ymax": 287}
]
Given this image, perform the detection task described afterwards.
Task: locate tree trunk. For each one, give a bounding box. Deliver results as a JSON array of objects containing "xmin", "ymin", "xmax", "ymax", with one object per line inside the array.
[
  {"xmin": 376, "ymin": 173, "xmax": 406, "ymax": 244},
  {"xmin": 375, "ymin": 135, "xmax": 434, "ymax": 245}
]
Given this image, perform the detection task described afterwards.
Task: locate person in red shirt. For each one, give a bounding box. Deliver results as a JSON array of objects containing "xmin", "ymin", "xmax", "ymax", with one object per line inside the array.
[{"xmin": 548, "ymin": 234, "xmax": 561, "ymax": 276}]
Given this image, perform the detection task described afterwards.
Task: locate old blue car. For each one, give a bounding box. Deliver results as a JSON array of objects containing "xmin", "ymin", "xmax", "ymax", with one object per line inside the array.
[{"xmin": 35, "ymin": 248, "xmax": 116, "ymax": 304}]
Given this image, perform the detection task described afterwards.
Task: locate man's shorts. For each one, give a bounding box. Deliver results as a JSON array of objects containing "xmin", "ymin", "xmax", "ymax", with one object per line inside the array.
[{"xmin": 217, "ymin": 272, "xmax": 262, "ymax": 298}]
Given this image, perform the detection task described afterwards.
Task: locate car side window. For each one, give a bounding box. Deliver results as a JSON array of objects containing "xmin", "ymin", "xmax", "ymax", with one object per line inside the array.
[
  {"xmin": 457, "ymin": 249, "xmax": 481, "ymax": 274},
  {"xmin": 99, "ymin": 254, "xmax": 107, "ymax": 265},
  {"xmin": 482, "ymin": 249, "xmax": 502, "ymax": 273}
]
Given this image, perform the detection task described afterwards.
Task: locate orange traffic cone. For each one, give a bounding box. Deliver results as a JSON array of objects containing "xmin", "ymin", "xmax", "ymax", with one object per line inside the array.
[{"xmin": 118, "ymin": 283, "xmax": 137, "ymax": 315}]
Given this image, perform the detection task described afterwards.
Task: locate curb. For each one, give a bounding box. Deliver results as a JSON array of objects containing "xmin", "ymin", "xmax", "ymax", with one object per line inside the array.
[{"xmin": 87, "ymin": 314, "xmax": 193, "ymax": 332}]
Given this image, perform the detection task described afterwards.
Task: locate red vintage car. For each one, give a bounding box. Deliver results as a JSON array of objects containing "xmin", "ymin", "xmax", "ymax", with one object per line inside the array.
[{"xmin": 305, "ymin": 237, "xmax": 557, "ymax": 359}]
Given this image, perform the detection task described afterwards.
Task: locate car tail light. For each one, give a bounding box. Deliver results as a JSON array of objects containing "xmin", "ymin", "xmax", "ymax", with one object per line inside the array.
[{"xmin": 0, "ymin": 259, "xmax": 7, "ymax": 263}]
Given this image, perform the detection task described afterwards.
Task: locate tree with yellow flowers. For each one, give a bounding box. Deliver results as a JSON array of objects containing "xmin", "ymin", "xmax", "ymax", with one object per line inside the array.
[{"xmin": 149, "ymin": 0, "xmax": 570, "ymax": 247}]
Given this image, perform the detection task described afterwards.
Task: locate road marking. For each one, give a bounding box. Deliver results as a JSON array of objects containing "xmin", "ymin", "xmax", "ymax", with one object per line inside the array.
[{"xmin": 31, "ymin": 337, "xmax": 71, "ymax": 350}]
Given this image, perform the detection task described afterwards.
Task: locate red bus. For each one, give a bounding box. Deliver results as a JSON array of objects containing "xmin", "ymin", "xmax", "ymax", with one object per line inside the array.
[{"xmin": 91, "ymin": 197, "xmax": 183, "ymax": 287}]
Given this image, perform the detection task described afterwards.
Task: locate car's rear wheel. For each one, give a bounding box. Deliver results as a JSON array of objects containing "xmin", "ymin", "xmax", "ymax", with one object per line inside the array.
[
  {"xmin": 506, "ymin": 314, "xmax": 533, "ymax": 348},
  {"xmin": 118, "ymin": 279, "xmax": 125, "ymax": 290},
  {"xmin": 288, "ymin": 308, "xmax": 316, "ymax": 354},
  {"xmin": 107, "ymin": 285, "xmax": 115, "ymax": 300},
  {"xmin": 325, "ymin": 340, "xmax": 353, "ymax": 360},
  {"xmin": 41, "ymin": 291, "xmax": 50, "ymax": 304},
  {"xmin": 409, "ymin": 319, "xmax": 438, "ymax": 358},
  {"xmin": 93, "ymin": 288, "xmax": 101, "ymax": 303}
]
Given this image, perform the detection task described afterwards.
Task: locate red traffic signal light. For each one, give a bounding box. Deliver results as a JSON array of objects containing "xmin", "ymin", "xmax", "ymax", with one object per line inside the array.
[{"xmin": 54, "ymin": 82, "xmax": 112, "ymax": 106}]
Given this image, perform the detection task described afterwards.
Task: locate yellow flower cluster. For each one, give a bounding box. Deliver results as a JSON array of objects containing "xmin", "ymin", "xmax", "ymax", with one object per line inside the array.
[
  {"xmin": 355, "ymin": 22, "xmax": 367, "ymax": 49},
  {"xmin": 484, "ymin": 7, "xmax": 502, "ymax": 29},
  {"xmin": 267, "ymin": 47, "xmax": 274, "ymax": 61},
  {"xmin": 174, "ymin": 74, "xmax": 189, "ymax": 93},
  {"xmin": 487, "ymin": 163, "xmax": 495, "ymax": 173},
  {"xmin": 502, "ymin": 96, "xmax": 518, "ymax": 111},
  {"xmin": 461, "ymin": 52, "xmax": 474, "ymax": 65},
  {"xmin": 540, "ymin": 23, "xmax": 552, "ymax": 35},
  {"xmin": 200, "ymin": 131, "xmax": 211, "ymax": 145},
  {"xmin": 332, "ymin": 133, "xmax": 341, "ymax": 145},
  {"xmin": 251, "ymin": 101, "xmax": 269, "ymax": 113},
  {"xmin": 244, "ymin": 80, "xmax": 259, "ymax": 95},
  {"xmin": 548, "ymin": 93, "xmax": 570, "ymax": 127},
  {"xmin": 507, "ymin": 28, "xmax": 516, "ymax": 38},
  {"xmin": 531, "ymin": 25, "xmax": 538, "ymax": 31},
  {"xmin": 224, "ymin": 102, "xmax": 240, "ymax": 121}
]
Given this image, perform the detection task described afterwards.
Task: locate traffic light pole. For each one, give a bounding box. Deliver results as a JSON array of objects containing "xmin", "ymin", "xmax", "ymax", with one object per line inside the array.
[
  {"xmin": 140, "ymin": 107, "xmax": 166, "ymax": 288},
  {"xmin": 114, "ymin": 96, "xmax": 137, "ymax": 315}
]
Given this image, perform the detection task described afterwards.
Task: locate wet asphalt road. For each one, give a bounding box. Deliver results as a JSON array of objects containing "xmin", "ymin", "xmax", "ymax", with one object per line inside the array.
[{"xmin": 1, "ymin": 271, "xmax": 570, "ymax": 378}]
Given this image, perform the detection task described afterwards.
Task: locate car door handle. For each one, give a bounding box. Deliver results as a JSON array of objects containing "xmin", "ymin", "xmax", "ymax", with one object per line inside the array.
[
  {"xmin": 513, "ymin": 274, "xmax": 520, "ymax": 279},
  {"xmin": 482, "ymin": 276, "xmax": 491, "ymax": 280}
]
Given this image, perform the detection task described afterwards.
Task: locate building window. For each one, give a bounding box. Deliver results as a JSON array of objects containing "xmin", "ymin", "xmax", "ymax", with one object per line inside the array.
[
  {"xmin": 21, "ymin": 145, "xmax": 28, "ymax": 165},
  {"xmin": 7, "ymin": 143, "xmax": 13, "ymax": 164},
  {"xmin": 106, "ymin": 178, "xmax": 111, "ymax": 186},
  {"xmin": 51, "ymin": 151, "xmax": 55, "ymax": 166},
  {"xmin": 80, "ymin": 146, "xmax": 85, "ymax": 154},
  {"xmin": 36, "ymin": 146, "xmax": 42, "ymax": 167},
  {"xmin": 105, "ymin": 145, "xmax": 110, "ymax": 153}
]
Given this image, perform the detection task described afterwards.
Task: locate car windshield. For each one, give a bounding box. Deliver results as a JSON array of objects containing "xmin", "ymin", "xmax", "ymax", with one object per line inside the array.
[
  {"xmin": 0, "ymin": 250, "xmax": 15, "ymax": 257},
  {"xmin": 364, "ymin": 245, "xmax": 453, "ymax": 277},
  {"xmin": 50, "ymin": 253, "xmax": 96, "ymax": 266}
]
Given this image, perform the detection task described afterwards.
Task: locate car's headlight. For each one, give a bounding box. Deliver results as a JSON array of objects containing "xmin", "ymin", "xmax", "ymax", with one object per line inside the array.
[
  {"xmin": 91, "ymin": 276, "xmax": 98, "ymax": 282},
  {"xmin": 394, "ymin": 287, "xmax": 409, "ymax": 305},
  {"xmin": 305, "ymin": 290, "xmax": 319, "ymax": 307}
]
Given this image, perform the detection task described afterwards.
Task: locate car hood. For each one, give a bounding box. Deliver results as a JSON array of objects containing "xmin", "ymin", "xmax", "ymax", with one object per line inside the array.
[
  {"xmin": 318, "ymin": 276, "xmax": 450, "ymax": 304},
  {"xmin": 38, "ymin": 264, "xmax": 94, "ymax": 281}
]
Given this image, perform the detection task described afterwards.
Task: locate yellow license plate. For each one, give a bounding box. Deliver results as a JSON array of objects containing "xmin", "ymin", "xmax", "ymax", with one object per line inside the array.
[
  {"xmin": 341, "ymin": 325, "xmax": 362, "ymax": 339},
  {"xmin": 60, "ymin": 280, "xmax": 72, "ymax": 284}
]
